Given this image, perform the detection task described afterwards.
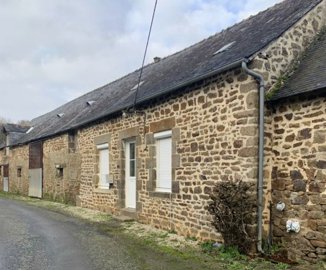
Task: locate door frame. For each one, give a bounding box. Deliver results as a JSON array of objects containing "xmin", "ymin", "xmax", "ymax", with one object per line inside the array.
[
  {"xmin": 3, "ymin": 164, "xmax": 9, "ymax": 192},
  {"xmin": 28, "ymin": 141, "xmax": 43, "ymax": 198},
  {"xmin": 125, "ymin": 140, "xmax": 136, "ymax": 209}
]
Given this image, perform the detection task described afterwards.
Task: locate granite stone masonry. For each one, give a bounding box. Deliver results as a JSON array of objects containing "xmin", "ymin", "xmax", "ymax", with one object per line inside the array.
[
  {"xmin": 77, "ymin": 68, "xmax": 261, "ymax": 240},
  {"xmin": 0, "ymin": 0, "xmax": 325, "ymax": 263},
  {"xmin": 268, "ymin": 95, "xmax": 326, "ymax": 262},
  {"xmin": 43, "ymin": 134, "xmax": 81, "ymax": 204},
  {"xmin": 0, "ymin": 148, "xmax": 5, "ymax": 191},
  {"xmin": 7, "ymin": 145, "xmax": 29, "ymax": 195}
]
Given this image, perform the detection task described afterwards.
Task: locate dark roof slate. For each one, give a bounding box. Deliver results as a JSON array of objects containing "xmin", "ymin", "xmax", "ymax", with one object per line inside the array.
[
  {"xmin": 3, "ymin": 124, "xmax": 30, "ymax": 134},
  {"xmin": 10, "ymin": 0, "xmax": 322, "ymax": 146},
  {"xmin": 0, "ymin": 124, "xmax": 30, "ymax": 149},
  {"xmin": 269, "ymin": 31, "xmax": 326, "ymax": 101}
]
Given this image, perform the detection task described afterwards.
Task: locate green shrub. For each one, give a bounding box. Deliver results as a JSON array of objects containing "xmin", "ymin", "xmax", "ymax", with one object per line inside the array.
[{"xmin": 208, "ymin": 180, "xmax": 256, "ymax": 254}]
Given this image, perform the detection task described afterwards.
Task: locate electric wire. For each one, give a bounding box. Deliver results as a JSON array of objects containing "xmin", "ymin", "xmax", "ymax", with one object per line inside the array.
[{"xmin": 132, "ymin": 0, "xmax": 158, "ymax": 111}]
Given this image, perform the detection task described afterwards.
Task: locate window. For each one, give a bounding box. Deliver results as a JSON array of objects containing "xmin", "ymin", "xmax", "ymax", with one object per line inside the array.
[
  {"xmin": 56, "ymin": 168, "xmax": 63, "ymax": 178},
  {"xmin": 154, "ymin": 130, "xmax": 172, "ymax": 193},
  {"xmin": 17, "ymin": 167, "xmax": 22, "ymax": 177},
  {"xmin": 129, "ymin": 142, "xmax": 136, "ymax": 177},
  {"xmin": 68, "ymin": 131, "xmax": 77, "ymax": 153},
  {"xmin": 55, "ymin": 164, "xmax": 64, "ymax": 178},
  {"xmin": 97, "ymin": 143, "xmax": 110, "ymax": 189}
]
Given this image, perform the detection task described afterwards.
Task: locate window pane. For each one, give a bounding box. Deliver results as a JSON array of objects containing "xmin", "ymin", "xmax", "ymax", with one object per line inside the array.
[
  {"xmin": 130, "ymin": 160, "xmax": 136, "ymax": 177},
  {"xmin": 129, "ymin": 143, "xmax": 135, "ymax": 159}
]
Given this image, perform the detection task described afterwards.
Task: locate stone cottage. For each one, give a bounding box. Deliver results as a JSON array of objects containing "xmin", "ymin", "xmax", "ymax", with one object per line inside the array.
[{"xmin": 0, "ymin": 0, "xmax": 325, "ymax": 262}]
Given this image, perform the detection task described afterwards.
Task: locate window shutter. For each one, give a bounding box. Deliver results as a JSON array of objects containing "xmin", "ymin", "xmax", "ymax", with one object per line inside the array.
[
  {"xmin": 156, "ymin": 137, "xmax": 172, "ymax": 192},
  {"xmin": 99, "ymin": 147, "xmax": 109, "ymax": 188}
]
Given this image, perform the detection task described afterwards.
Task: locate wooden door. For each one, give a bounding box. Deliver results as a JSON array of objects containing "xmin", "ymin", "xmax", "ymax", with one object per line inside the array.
[{"xmin": 29, "ymin": 141, "xmax": 43, "ymax": 198}]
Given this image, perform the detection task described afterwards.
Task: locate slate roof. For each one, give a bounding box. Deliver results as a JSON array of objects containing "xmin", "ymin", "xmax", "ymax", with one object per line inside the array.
[
  {"xmin": 269, "ymin": 30, "xmax": 326, "ymax": 101},
  {"xmin": 6, "ymin": 0, "xmax": 323, "ymax": 147},
  {"xmin": 0, "ymin": 124, "xmax": 30, "ymax": 149},
  {"xmin": 3, "ymin": 124, "xmax": 30, "ymax": 134}
]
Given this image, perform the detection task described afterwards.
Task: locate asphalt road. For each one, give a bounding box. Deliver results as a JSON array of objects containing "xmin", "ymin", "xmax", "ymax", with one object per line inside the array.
[
  {"xmin": 0, "ymin": 198, "xmax": 141, "ymax": 270},
  {"xmin": 0, "ymin": 198, "xmax": 208, "ymax": 270}
]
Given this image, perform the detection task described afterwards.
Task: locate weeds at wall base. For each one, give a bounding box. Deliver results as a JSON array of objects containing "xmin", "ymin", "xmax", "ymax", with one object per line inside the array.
[{"xmin": 199, "ymin": 241, "xmax": 292, "ymax": 270}]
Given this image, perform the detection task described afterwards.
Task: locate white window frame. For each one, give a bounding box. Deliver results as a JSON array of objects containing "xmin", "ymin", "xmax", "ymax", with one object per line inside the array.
[
  {"xmin": 97, "ymin": 143, "xmax": 110, "ymax": 189},
  {"xmin": 154, "ymin": 130, "xmax": 172, "ymax": 193}
]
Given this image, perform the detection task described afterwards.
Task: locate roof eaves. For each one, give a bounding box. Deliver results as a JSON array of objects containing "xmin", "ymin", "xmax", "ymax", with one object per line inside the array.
[
  {"xmin": 9, "ymin": 58, "xmax": 246, "ymax": 148},
  {"xmin": 73, "ymin": 58, "xmax": 246, "ymax": 130},
  {"xmin": 267, "ymin": 86, "xmax": 326, "ymax": 103},
  {"xmin": 136, "ymin": 58, "xmax": 246, "ymax": 104}
]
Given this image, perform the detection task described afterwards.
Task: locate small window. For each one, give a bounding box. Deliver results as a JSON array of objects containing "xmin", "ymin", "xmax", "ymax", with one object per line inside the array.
[
  {"xmin": 56, "ymin": 167, "xmax": 64, "ymax": 178},
  {"xmin": 213, "ymin": 41, "xmax": 236, "ymax": 55},
  {"xmin": 68, "ymin": 131, "xmax": 77, "ymax": 153},
  {"xmin": 154, "ymin": 130, "xmax": 172, "ymax": 193},
  {"xmin": 130, "ymin": 81, "xmax": 144, "ymax": 91},
  {"xmin": 86, "ymin": 100, "xmax": 96, "ymax": 106},
  {"xmin": 97, "ymin": 143, "xmax": 110, "ymax": 189},
  {"xmin": 17, "ymin": 167, "xmax": 22, "ymax": 177},
  {"xmin": 26, "ymin": 127, "xmax": 34, "ymax": 134}
]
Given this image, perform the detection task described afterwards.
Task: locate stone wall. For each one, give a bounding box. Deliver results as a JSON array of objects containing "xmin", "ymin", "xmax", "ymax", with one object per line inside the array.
[
  {"xmin": 0, "ymin": 133, "xmax": 81, "ymax": 204},
  {"xmin": 76, "ymin": 0, "xmax": 325, "ymax": 244},
  {"xmin": 251, "ymin": 0, "xmax": 325, "ymax": 92},
  {"xmin": 247, "ymin": 0, "xmax": 326, "ymax": 234},
  {"xmin": 0, "ymin": 148, "xmax": 5, "ymax": 191},
  {"xmin": 8, "ymin": 145, "xmax": 29, "ymax": 195},
  {"xmin": 43, "ymin": 134, "xmax": 81, "ymax": 204},
  {"xmin": 77, "ymin": 67, "xmax": 260, "ymax": 240},
  {"xmin": 0, "ymin": 1, "xmax": 324, "ymax": 262},
  {"xmin": 269, "ymin": 93, "xmax": 326, "ymax": 262},
  {"xmin": 259, "ymin": 1, "xmax": 326, "ymax": 262}
]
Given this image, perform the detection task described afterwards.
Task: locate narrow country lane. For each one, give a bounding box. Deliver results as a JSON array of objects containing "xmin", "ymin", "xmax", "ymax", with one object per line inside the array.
[
  {"xmin": 0, "ymin": 198, "xmax": 138, "ymax": 270},
  {"xmin": 0, "ymin": 197, "xmax": 207, "ymax": 270}
]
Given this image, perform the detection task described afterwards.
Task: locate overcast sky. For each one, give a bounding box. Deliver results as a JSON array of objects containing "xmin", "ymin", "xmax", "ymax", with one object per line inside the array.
[{"xmin": 0, "ymin": 0, "xmax": 281, "ymax": 123}]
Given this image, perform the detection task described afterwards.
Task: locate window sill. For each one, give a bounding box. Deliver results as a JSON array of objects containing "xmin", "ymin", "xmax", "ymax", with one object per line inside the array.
[
  {"xmin": 149, "ymin": 191, "xmax": 173, "ymax": 199},
  {"xmin": 93, "ymin": 187, "xmax": 112, "ymax": 194}
]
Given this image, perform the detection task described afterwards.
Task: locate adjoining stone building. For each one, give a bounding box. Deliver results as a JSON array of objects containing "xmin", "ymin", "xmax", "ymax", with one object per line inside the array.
[
  {"xmin": 266, "ymin": 32, "xmax": 326, "ymax": 262},
  {"xmin": 0, "ymin": 124, "xmax": 30, "ymax": 194},
  {"xmin": 0, "ymin": 0, "xmax": 325, "ymax": 262}
]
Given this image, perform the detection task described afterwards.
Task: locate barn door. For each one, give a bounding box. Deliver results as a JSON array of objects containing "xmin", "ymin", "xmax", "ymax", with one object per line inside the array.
[
  {"xmin": 29, "ymin": 141, "xmax": 43, "ymax": 198},
  {"xmin": 3, "ymin": 165, "xmax": 9, "ymax": 192}
]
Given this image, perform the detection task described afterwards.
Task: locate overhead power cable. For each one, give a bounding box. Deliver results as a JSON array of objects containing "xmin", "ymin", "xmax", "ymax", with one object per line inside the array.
[{"xmin": 132, "ymin": 0, "xmax": 158, "ymax": 110}]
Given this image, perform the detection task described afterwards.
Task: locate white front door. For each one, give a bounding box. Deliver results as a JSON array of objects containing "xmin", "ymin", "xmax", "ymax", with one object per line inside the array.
[
  {"xmin": 3, "ymin": 177, "xmax": 8, "ymax": 192},
  {"xmin": 3, "ymin": 165, "xmax": 9, "ymax": 192},
  {"xmin": 125, "ymin": 141, "xmax": 136, "ymax": 209}
]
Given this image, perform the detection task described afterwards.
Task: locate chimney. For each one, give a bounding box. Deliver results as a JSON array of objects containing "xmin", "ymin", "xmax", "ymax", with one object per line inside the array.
[{"xmin": 153, "ymin": 57, "xmax": 161, "ymax": 63}]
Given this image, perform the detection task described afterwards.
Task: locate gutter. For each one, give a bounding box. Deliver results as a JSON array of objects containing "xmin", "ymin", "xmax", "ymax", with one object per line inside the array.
[{"xmin": 241, "ymin": 61, "xmax": 265, "ymax": 254}]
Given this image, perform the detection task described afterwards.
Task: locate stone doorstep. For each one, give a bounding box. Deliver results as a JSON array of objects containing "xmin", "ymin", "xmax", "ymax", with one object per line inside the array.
[{"xmin": 115, "ymin": 208, "xmax": 137, "ymax": 222}]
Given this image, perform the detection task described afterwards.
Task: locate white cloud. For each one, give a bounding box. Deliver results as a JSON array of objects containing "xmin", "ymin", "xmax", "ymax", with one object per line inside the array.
[{"xmin": 0, "ymin": 0, "xmax": 281, "ymax": 122}]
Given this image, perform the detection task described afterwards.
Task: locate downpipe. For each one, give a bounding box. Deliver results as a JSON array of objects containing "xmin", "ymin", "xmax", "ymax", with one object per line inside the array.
[{"xmin": 241, "ymin": 61, "xmax": 265, "ymax": 254}]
